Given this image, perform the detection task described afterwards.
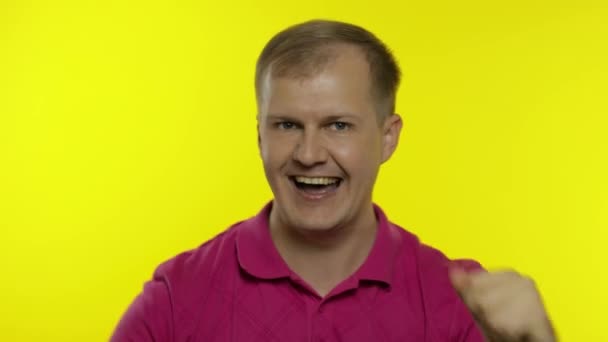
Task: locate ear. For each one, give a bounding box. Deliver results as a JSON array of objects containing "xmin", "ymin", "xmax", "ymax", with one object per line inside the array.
[
  {"xmin": 381, "ymin": 114, "xmax": 403, "ymax": 163},
  {"xmin": 257, "ymin": 122, "xmax": 262, "ymax": 154}
]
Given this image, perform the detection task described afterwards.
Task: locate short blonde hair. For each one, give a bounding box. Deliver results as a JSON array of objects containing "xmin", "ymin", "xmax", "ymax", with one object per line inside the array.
[{"xmin": 255, "ymin": 19, "xmax": 401, "ymax": 120}]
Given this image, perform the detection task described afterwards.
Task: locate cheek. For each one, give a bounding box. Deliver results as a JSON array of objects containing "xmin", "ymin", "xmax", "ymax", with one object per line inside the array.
[
  {"xmin": 333, "ymin": 137, "xmax": 383, "ymax": 189},
  {"xmin": 331, "ymin": 137, "xmax": 380, "ymax": 172},
  {"xmin": 260, "ymin": 132, "xmax": 295, "ymax": 170}
]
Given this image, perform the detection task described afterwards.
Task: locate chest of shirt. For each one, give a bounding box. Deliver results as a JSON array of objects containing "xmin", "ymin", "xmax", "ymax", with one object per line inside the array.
[{"xmin": 173, "ymin": 279, "xmax": 427, "ymax": 342}]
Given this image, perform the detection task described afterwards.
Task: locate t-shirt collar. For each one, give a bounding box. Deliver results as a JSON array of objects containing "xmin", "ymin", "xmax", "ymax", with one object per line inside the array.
[
  {"xmin": 236, "ymin": 202, "xmax": 291, "ymax": 279},
  {"xmin": 236, "ymin": 201, "xmax": 400, "ymax": 285}
]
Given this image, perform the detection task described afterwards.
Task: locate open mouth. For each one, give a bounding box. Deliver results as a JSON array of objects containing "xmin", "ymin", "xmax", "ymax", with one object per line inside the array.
[{"xmin": 289, "ymin": 176, "xmax": 342, "ymax": 199}]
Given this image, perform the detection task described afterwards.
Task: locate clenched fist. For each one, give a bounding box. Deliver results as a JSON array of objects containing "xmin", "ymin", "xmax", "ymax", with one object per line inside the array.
[{"xmin": 449, "ymin": 268, "xmax": 557, "ymax": 342}]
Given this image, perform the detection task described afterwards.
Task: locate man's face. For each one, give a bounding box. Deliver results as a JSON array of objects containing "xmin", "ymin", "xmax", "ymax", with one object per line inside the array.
[{"xmin": 257, "ymin": 45, "xmax": 401, "ymax": 233}]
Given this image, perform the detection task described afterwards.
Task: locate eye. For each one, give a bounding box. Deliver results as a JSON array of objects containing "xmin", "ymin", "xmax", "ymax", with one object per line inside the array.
[
  {"xmin": 330, "ymin": 121, "xmax": 351, "ymax": 131},
  {"xmin": 276, "ymin": 121, "xmax": 297, "ymax": 130}
]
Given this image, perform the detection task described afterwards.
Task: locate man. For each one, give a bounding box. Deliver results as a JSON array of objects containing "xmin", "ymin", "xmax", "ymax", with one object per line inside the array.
[{"xmin": 112, "ymin": 20, "xmax": 556, "ymax": 341}]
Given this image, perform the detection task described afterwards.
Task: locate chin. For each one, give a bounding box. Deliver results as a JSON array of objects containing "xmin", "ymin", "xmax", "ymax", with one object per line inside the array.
[
  {"xmin": 296, "ymin": 218, "xmax": 341, "ymax": 232},
  {"xmin": 282, "ymin": 204, "xmax": 347, "ymax": 232}
]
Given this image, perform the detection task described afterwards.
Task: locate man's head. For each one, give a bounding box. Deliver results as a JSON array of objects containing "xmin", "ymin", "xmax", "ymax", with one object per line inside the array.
[{"xmin": 256, "ymin": 20, "xmax": 403, "ymax": 234}]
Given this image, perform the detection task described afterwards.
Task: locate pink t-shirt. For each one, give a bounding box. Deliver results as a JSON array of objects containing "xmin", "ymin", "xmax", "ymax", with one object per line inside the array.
[{"xmin": 112, "ymin": 202, "xmax": 484, "ymax": 341}]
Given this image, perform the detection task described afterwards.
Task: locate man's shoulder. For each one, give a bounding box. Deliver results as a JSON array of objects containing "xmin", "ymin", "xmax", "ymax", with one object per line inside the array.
[
  {"xmin": 111, "ymin": 218, "xmax": 256, "ymax": 341},
  {"xmin": 152, "ymin": 219, "xmax": 248, "ymax": 289},
  {"xmin": 389, "ymin": 222, "xmax": 483, "ymax": 340},
  {"xmin": 389, "ymin": 221, "xmax": 482, "ymax": 275},
  {"xmin": 417, "ymin": 238, "xmax": 483, "ymax": 275}
]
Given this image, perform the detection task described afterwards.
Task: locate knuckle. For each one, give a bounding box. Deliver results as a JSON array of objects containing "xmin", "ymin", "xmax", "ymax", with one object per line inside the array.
[{"xmin": 521, "ymin": 274, "xmax": 536, "ymax": 288}]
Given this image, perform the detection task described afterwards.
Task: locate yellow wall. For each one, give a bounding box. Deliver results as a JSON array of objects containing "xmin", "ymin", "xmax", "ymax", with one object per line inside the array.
[{"xmin": 1, "ymin": 0, "xmax": 606, "ymax": 340}]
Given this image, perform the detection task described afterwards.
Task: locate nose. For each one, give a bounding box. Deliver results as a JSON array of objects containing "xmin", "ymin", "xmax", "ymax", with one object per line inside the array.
[{"xmin": 292, "ymin": 128, "xmax": 328, "ymax": 167}]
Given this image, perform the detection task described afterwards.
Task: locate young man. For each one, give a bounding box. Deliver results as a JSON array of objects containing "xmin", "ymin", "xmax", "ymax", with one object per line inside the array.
[{"xmin": 112, "ymin": 20, "xmax": 556, "ymax": 341}]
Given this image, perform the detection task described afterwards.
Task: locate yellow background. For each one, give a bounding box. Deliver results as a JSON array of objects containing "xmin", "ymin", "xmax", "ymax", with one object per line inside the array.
[{"xmin": 1, "ymin": 0, "xmax": 606, "ymax": 340}]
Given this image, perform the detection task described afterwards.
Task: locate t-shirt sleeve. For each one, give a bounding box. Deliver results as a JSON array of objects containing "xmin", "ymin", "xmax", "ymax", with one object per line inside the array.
[
  {"xmin": 458, "ymin": 321, "xmax": 486, "ymax": 342},
  {"xmin": 110, "ymin": 272, "xmax": 173, "ymax": 342},
  {"xmin": 448, "ymin": 258, "xmax": 486, "ymax": 342}
]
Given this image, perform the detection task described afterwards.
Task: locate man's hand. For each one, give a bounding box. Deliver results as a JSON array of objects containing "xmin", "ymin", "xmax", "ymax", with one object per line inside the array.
[{"xmin": 449, "ymin": 267, "xmax": 557, "ymax": 342}]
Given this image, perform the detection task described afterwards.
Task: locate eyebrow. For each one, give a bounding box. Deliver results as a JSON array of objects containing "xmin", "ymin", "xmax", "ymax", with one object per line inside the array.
[{"xmin": 266, "ymin": 113, "xmax": 360, "ymax": 121}]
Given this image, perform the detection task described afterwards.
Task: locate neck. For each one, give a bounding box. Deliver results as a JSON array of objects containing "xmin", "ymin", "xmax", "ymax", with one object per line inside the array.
[{"xmin": 269, "ymin": 204, "xmax": 378, "ymax": 297}]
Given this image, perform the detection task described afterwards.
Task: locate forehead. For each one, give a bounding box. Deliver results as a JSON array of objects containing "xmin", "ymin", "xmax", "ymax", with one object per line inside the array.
[{"xmin": 259, "ymin": 46, "xmax": 376, "ymax": 118}]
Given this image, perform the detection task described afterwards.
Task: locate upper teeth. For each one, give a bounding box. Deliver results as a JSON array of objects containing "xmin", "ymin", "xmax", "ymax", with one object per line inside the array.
[{"xmin": 294, "ymin": 176, "xmax": 339, "ymax": 185}]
